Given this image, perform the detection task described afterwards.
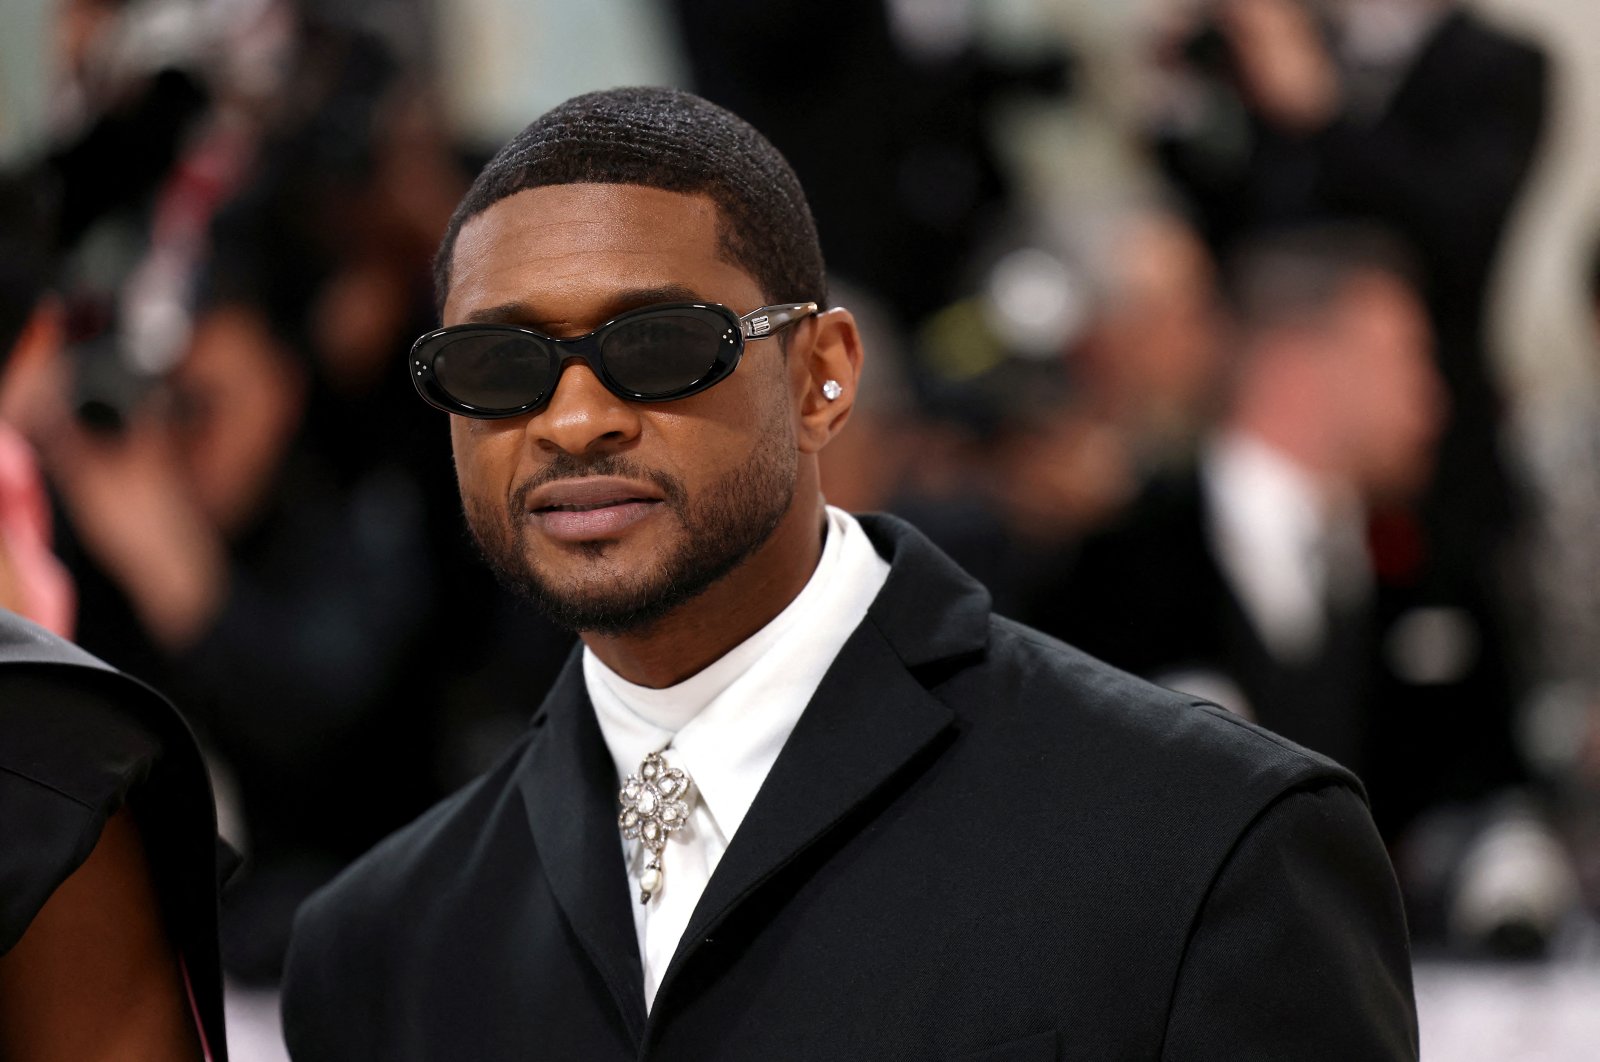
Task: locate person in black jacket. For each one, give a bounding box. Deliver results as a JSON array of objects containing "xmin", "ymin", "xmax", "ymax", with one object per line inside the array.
[
  {"xmin": 0, "ymin": 609, "xmax": 228, "ymax": 1060},
  {"xmin": 281, "ymin": 86, "xmax": 1416, "ymax": 1060}
]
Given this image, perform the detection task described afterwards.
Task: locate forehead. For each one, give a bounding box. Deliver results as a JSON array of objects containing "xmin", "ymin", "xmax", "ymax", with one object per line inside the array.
[
  {"xmin": 1335, "ymin": 271, "xmax": 1426, "ymax": 329},
  {"xmin": 442, "ymin": 183, "xmax": 762, "ymax": 327}
]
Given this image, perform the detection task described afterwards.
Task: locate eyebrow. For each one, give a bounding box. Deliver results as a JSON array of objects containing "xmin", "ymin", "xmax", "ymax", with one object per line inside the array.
[{"xmin": 462, "ymin": 284, "xmax": 710, "ymax": 327}]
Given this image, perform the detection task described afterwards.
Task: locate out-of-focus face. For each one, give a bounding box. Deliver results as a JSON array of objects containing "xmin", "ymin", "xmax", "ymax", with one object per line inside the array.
[
  {"xmin": 1085, "ymin": 214, "xmax": 1224, "ymax": 436},
  {"xmin": 1321, "ymin": 271, "xmax": 1445, "ymax": 501},
  {"xmin": 171, "ymin": 305, "xmax": 304, "ymax": 534},
  {"xmin": 443, "ymin": 183, "xmax": 803, "ymax": 634}
]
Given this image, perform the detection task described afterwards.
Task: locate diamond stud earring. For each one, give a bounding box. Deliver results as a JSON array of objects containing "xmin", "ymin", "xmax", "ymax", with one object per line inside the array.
[{"xmin": 822, "ymin": 379, "xmax": 843, "ymax": 401}]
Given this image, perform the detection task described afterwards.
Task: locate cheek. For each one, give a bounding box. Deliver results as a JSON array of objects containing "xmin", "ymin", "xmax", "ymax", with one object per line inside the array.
[
  {"xmin": 450, "ymin": 418, "xmax": 523, "ymax": 503},
  {"xmin": 757, "ymin": 355, "xmax": 804, "ymax": 440},
  {"xmin": 658, "ymin": 364, "xmax": 795, "ymax": 459}
]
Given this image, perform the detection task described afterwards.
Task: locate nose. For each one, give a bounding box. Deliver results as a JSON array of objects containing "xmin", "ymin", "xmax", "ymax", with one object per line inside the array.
[{"xmin": 526, "ymin": 358, "xmax": 642, "ymax": 456}]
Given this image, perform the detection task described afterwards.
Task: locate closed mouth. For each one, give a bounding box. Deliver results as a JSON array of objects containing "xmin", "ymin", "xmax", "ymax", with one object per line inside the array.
[
  {"xmin": 538, "ymin": 497, "xmax": 657, "ymax": 513},
  {"xmin": 522, "ymin": 478, "xmax": 668, "ymax": 541},
  {"xmin": 525, "ymin": 476, "xmax": 666, "ymax": 514}
]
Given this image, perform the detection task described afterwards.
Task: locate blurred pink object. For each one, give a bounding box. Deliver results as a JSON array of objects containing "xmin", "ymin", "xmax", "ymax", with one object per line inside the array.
[{"xmin": 0, "ymin": 420, "xmax": 74, "ymax": 637}]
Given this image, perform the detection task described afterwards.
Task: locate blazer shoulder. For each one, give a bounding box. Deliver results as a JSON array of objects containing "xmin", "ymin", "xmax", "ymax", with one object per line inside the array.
[
  {"xmin": 290, "ymin": 729, "xmax": 535, "ymax": 952},
  {"xmin": 979, "ymin": 613, "xmax": 1360, "ymax": 801}
]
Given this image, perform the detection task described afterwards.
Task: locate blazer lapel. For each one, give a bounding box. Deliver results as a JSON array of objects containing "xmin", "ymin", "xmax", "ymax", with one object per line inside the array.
[
  {"xmin": 656, "ymin": 515, "xmax": 988, "ymax": 1006},
  {"xmin": 516, "ymin": 654, "xmax": 649, "ymax": 1044}
]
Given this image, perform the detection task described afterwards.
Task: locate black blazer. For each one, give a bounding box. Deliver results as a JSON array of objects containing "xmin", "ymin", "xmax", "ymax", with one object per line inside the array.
[
  {"xmin": 282, "ymin": 515, "xmax": 1417, "ymax": 1061},
  {"xmin": 0, "ymin": 610, "xmax": 228, "ymax": 1059}
]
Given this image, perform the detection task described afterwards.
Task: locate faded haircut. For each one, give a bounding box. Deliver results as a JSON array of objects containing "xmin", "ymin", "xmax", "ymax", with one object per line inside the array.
[
  {"xmin": 1224, "ymin": 223, "xmax": 1421, "ymax": 337},
  {"xmin": 432, "ymin": 86, "xmax": 827, "ymax": 317}
]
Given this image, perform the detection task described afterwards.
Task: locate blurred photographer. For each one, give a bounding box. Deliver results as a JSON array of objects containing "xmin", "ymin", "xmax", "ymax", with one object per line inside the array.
[{"xmin": 0, "ymin": 172, "xmax": 227, "ymax": 1061}]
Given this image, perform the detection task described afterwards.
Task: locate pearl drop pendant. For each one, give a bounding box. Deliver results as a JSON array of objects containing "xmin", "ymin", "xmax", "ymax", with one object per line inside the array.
[{"xmin": 639, "ymin": 861, "xmax": 663, "ymax": 904}]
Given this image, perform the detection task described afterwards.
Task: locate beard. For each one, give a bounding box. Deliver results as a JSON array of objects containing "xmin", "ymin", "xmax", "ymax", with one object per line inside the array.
[{"xmin": 463, "ymin": 424, "xmax": 797, "ymax": 637}]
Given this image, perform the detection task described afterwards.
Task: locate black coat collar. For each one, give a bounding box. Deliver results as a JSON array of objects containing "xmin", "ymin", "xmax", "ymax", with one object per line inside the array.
[{"xmin": 514, "ymin": 513, "xmax": 989, "ymax": 1041}]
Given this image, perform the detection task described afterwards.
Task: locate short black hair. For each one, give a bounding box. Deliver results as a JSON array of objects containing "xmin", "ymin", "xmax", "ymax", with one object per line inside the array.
[
  {"xmin": 1225, "ymin": 222, "xmax": 1420, "ymax": 335},
  {"xmin": 0, "ymin": 171, "xmax": 57, "ymax": 370},
  {"xmin": 432, "ymin": 86, "xmax": 826, "ymax": 317}
]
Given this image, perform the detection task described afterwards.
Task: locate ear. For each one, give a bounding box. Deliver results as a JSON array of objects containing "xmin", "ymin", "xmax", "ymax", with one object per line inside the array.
[{"xmin": 792, "ymin": 307, "xmax": 864, "ymax": 455}]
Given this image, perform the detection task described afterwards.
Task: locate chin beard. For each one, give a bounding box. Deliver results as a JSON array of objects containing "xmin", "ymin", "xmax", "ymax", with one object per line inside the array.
[{"xmin": 465, "ymin": 436, "xmax": 796, "ymax": 636}]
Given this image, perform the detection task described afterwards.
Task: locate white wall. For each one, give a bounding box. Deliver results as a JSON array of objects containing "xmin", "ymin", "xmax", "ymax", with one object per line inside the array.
[{"xmin": 0, "ymin": 0, "xmax": 52, "ymax": 165}]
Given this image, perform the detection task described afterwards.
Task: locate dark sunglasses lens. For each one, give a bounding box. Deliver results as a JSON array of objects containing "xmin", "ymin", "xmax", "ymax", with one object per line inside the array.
[
  {"xmin": 601, "ymin": 311, "xmax": 730, "ymax": 397},
  {"xmin": 432, "ymin": 332, "xmax": 553, "ymax": 413}
]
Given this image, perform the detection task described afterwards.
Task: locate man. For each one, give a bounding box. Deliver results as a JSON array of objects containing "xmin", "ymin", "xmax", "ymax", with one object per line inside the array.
[
  {"xmin": 1150, "ymin": 0, "xmax": 1548, "ymax": 671},
  {"xmin": 283, "ymin": 87, "xmax": 1416, "ymax": 1060},
  {"xmin": 1027, "ymin": 225, "xmax": 1523, "ymax": 851}
]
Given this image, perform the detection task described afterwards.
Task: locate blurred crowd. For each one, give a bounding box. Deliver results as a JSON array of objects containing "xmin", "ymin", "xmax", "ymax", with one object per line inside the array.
[{"xmin": 3, "ymin": 0, "xmax": 1600, "ymax": 1001}]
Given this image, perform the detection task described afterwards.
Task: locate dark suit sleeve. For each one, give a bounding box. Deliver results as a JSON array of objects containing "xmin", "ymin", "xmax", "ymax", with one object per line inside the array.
[
  {"xmin": 1161, "ymin": 781, "xmax": 1418, "ymax": 1061},
  {"xmin": 281, "ymin": 895, "xmax": 369, "ymax": 1062}
]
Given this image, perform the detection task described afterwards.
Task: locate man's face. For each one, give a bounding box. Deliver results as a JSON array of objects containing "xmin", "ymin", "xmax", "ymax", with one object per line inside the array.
[
  {"xmin": 1323, "ymin": 272, "xmax": 1444, "ymax": 501},
  {"xmin": 443, "ymin": 183, "xmax": 800, "ymax": 635},
  {"xmin": 173, "ymin": 305, "xmax": 304, "ymax": 535}
]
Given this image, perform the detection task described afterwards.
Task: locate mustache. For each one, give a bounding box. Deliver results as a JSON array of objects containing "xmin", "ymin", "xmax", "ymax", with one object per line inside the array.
[{"xmin": 509, "ymin": 452, "xmax": 688, "ymax": 512}]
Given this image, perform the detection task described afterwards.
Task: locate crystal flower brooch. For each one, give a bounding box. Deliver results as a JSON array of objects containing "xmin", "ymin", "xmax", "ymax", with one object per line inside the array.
[{"xmin": 618, "ymin": 750, "xmax": 695, "ymax": 904}]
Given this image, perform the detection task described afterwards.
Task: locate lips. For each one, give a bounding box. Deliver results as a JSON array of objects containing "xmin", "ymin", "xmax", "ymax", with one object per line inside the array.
[{"xmin": 524, "ymin": 477, "xmax": 665, "ymax": 541}]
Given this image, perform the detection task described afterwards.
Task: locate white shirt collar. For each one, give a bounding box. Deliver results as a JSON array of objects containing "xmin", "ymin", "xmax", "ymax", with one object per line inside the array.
[
  {"xmin": 585, "ymin": 505, "xmax": 891, "ymax": 843},
  {"xmin": 1201, "ymin": 431, "xmax": 1368, "ymax": 661}
]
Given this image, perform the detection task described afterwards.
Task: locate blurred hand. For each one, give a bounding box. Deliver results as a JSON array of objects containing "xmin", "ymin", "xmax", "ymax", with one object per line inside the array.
[
  {"xmin": 1218, "ymin": 0, "xmax": 1341, "ymax": 132},
  {"xmin": 44, "ymin": 408, "xmax": 227, "ymax": 652}
]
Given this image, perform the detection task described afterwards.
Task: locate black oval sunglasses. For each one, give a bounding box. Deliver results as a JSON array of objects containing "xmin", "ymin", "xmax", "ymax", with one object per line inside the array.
[{"xmin": 410, "ymin": 301, "xmax": 818, "ymax": 419}]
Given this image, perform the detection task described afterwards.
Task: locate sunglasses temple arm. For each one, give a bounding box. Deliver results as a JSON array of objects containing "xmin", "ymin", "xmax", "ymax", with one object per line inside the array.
[{"xmin": 739, "ymin": 301, "xmax": 819, "ymax": 340}]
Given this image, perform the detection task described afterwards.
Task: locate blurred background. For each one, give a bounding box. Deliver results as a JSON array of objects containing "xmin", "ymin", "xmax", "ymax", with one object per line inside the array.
[{"xmin": 3, "ymin": 0, "xmax": 1600, "ymax": 1057}]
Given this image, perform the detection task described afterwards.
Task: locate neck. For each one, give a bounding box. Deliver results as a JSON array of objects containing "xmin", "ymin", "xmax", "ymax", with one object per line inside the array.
[
  {"xmin": 580, "ymin": 487, "xmax": 828, "ymax": 688},
  {"xmin": 1224, "ymin": 409, "xmax": 1342, "ymax": 505}
]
